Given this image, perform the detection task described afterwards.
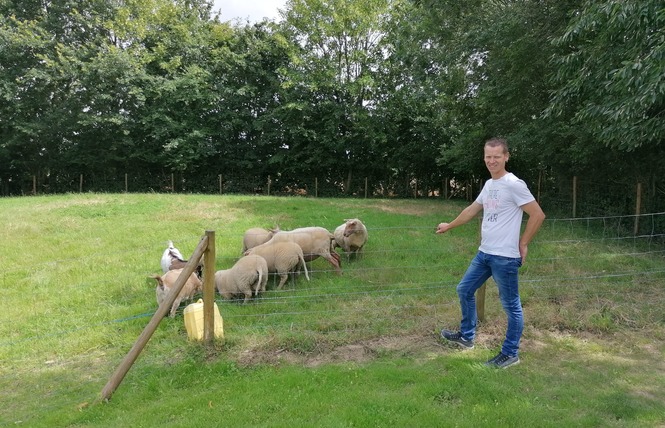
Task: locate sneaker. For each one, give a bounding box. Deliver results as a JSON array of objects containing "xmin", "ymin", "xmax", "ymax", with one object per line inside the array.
[
  {"xmin": 485, "ymin": 352, "xmax": 520, "ymax": 369},
  {"xmin": 440, "ymin": 329, "xmax": 474, "ymax": 349}
]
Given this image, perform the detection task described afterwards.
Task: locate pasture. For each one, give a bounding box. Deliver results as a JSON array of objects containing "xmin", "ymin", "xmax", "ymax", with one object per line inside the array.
[{"xmin": 1, "ymin": 193, "xmax": 664, "ymax": 427}]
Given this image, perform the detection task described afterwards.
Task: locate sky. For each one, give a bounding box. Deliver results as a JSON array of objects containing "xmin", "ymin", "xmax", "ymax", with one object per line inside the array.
[{"xmin": 211, "ymin": 0, "xmax": 288, "ymax": 23}]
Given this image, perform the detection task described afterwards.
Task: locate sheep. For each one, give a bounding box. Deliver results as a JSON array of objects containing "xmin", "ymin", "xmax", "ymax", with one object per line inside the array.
[
  {"xmin": 334, "ymin": 218, "xmax": 368, "ymax": 261},
  {"xmin": 149, "ymin": 268, "xmax": 203, "ymax": 317},
  {"xmin": 160, "ymin": 240, "xmax": 203, "ymax": 278},
  {"xmin": 267, "ymin": 227, "xmax": 342, "ymax": 274},
  {"xmin": 245, "ymin": 241, "xmax": 310, "ymax": 289},
  {"xmin": 215, "ymin": 255, "xmax": 268, "ymax": 303},
  {"xmin": 241, "ymin": 226, "xmax": 279, "ymax": 253}
]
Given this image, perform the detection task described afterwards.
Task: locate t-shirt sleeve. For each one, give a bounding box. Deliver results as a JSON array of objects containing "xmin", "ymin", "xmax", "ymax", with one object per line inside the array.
[{"xmin": 512, "ymin": 178, "xmax": 536, "ymax": 207}]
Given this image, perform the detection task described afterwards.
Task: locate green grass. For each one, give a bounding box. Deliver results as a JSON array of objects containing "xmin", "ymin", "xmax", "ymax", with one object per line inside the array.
[{"xmin": 0, "ymin": 193, "xmax": 664, "ymax": 427}]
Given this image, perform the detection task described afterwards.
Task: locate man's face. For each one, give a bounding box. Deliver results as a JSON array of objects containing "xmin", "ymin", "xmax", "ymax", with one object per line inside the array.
[{"xmin": 484, "ymin": 145, "xmax": 509, "ymax": 176}]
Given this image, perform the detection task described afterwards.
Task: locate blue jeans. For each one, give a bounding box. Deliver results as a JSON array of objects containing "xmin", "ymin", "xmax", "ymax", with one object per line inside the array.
[{"xmin": 456, "ymin": 251, "xmax": 523, "ymax": 357}]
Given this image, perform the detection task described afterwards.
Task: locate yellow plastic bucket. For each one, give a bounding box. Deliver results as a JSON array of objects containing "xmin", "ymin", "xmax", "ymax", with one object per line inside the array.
[{"xmin": 184, "ymin": 299, "xmax": 224, "ymax": 341}]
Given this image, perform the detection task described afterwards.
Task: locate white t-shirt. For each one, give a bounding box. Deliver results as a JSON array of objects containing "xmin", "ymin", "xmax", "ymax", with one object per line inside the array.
[{"xmin": 475, "ymin": 173, "xmax": 535, "ymax": 258}]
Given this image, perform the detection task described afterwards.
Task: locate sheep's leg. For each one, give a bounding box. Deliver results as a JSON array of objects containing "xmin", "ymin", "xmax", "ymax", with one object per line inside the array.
[
  {"xmin": 169, "ymin": 298, "xmax": 181, "ymax": 317},
  {"xmin": 326, "ymin": 252, "xmax": 342, "ymax": 274},
  {"xmin": 277, "ymin": 273, "xmax": 288, "ymax": 289}
]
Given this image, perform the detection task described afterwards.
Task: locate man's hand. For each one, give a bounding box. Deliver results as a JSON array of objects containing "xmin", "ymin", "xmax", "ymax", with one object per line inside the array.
[{"xmin": 436, "ymin": 222, "xmax": 451, "ymax": 234}]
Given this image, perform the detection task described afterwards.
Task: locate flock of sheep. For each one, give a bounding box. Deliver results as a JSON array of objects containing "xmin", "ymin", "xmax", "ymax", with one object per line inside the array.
[{"xmin": 150, "ymin": 219, "xmax": 368, "ymax": 317}]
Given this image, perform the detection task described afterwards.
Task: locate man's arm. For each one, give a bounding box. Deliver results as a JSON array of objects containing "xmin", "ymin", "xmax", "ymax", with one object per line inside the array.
[
  {"xmin": 436, "ymin": 202, "xmax": 483, "ymax": 234},
  {"xmin": 519, "ymin": 200, "xmax": 546, "ymax": 262}
]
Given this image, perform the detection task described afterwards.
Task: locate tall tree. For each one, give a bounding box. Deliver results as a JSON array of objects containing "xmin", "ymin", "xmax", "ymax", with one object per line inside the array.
[
  {"xmin": 548, "ymin": 0, "xmax": 665, "ymax": 152},
  {"xmin": 278, "ymin": 0, "xmax": 391, "ymax": 191}
]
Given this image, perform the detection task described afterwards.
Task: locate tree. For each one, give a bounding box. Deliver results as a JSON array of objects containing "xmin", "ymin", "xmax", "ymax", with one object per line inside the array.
[
  {"xmin": 548, "ymin": 0, "xmax": 665, "ymax": 152},
  {"xmin": 277, "ymin": 0, "xmax": 391, "ymax": 191}
]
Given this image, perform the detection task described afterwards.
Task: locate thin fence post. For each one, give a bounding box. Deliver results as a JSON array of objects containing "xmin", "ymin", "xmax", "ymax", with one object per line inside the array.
[
  {"xmin": 171, "ymin": 173, "xmax": 175, "ymax": 193},
  {"xmin": 218, "ymin": 175, "xmax": 222, "ymax": 195},
  {"xmin": 634, "ymin": 182, "xmax": 642, "ymax": 236},
  {"xmin": 33, "ymin": 175, "xmax": 37, "ymax": 195},
  {"xmin": 572, "ymin": 176, "xmax": 577, "ymax": 218},
  {"xmin": 315, "ymin": 177, "xmax": 318, "ymax": 198},
  {"xmin": 125, "ymin": 174, "xmax": 128, "ymax": 193},
  {"xmin": 203, "ymin": 231, "xmax": 216, "ymax": 344},
  {"xmin": 267, "ymin": 175, "xmax": 271, "ymax": 195},
  {"xmin": 79, "ymin": 174, "xmax": 83, "ymax": 193},
  {"xmin": 364, "ymin": 177, "xmax": 368, "ymax": 198}
]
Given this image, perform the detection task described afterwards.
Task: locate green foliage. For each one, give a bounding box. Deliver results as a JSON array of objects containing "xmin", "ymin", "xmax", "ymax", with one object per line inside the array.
[
  {"xmin": 1, "ymin": 0, "xmax": 664, "ymax": 221},
  {"xmin": 548, "ymin": 0, "xmax": 665, "ymax": 151}
]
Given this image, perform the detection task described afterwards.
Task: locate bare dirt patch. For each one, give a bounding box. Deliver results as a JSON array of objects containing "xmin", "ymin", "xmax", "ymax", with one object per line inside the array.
[{"xmin": 234, "ymin": 333, "xmax": 467, "ymax": 368}]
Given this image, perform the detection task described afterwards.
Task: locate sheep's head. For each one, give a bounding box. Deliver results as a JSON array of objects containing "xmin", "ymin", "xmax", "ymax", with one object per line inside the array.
[{"xmin": 343, "ymin": 219, "xmax": 362, "ymax": 237}]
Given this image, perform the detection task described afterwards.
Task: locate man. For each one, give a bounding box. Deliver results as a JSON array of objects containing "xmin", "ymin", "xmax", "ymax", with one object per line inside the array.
[{"xmin": 436, "ymin": 137, "xmax": 545, "ymax": 368}]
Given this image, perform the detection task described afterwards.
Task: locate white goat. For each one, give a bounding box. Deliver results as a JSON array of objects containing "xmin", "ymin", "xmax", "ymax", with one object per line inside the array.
[{"xmin": 160, "ymin": 240, "xmax": 202, "ymax": 277}]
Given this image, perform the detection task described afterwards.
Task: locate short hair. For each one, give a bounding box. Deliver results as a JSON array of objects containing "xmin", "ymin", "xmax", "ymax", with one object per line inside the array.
[{"xmin": 485, "ymin": 138, "xmax": 509, "ymax": 154}]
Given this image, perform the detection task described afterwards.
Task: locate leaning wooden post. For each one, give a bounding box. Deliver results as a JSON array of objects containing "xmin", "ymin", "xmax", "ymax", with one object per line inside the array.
[
  {"xmin": 100, "ymin": 235, "xmax": 209, "ymax": 402},
  {"xmin": 476, "ymin": 216, "xmax": 486, "ymax": 322},
  {"xmin": 634, "ymin": 182, "xmax": 642, "ymax": 236},
  {"xmin": 203, "ymin": 231, "xmax": 216, "ymax": 344}
]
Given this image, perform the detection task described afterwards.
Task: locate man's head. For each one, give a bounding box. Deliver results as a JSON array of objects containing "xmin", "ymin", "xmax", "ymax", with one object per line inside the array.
[{"xmin": 484, "ymin": 138, "xmax": 509, "ymax": 178}]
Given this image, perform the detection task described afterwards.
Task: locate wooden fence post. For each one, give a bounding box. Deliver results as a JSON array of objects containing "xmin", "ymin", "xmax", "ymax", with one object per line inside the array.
[
  {"xmin": 79, "ymin": 174, "xmax": 83, "ymax": 193},
  {"xmin": 315, "ymin": 177, "xmax": 318, "ymax": 198},
  {"xmin": 100, "ymin": 234, "xmax": 210, "ymax": 402},
  {"xmin": 634, "ymin": 182, "xmax": 642, "ymax": 235},
  {"xmin": 33, "ymin": 175, "xmax": 37, "ymax": 195},
  {"xmin": 572, "ymin": 176, "xmax": 577, "ymax": 218},
  {"xmin": 364, "ymin": 177, "xmax": 368, "ymax": 198},
  {"xmin": 267, "ymin": 175, "xmax": 271, "ymax": 195},
  {"xmin": 125, "ymin": 174, "xmax": 128, "ymax": 193},
  {"xmin": 171, "ymin": 173, "xmax": 175, "ymax": 193},
  {"xmin": 218, "ymin": 175, "xmax": 222, "ymax": 195},
  {"xmin": 203, "ymin": 231, "xmax": 216, "ymax": 344}
]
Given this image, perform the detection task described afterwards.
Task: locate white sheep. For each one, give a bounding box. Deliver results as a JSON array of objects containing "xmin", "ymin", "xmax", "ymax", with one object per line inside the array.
[
  {"xmin": 268, "ymin": 227, "xmax": 342, "ymax": 274},
  {"xmin": 241, "ymin": 226, "xmax": 279, "ymax": 253},
  {"xmin": 245, "ymin": 241, "xmax": 310, "ymax": 289},
  {"xmin": 149, "ymin": 268, "xmax": 203, "ymax": 317},
  {"xmin": 334, "ymin": 218, "xmax": 368, "ymax": 261},
  {"xmin": 215, "ymin": 255, "xmax": 268, "ymax": 303}
]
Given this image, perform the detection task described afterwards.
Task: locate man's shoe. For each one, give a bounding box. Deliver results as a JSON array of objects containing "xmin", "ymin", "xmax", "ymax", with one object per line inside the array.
[
  {"xmin": 485, "ymin": 352, "xmax": 520, "ymax": 368},
  {"xmin": 440, "ymin": 329, "xmax": 474, "ymax": 349}
]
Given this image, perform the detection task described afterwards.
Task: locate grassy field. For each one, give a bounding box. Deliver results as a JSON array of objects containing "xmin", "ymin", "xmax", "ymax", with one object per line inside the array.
[{"xmin": 0, "ymin": 193, "xmax": 664, "ymax": 427}]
